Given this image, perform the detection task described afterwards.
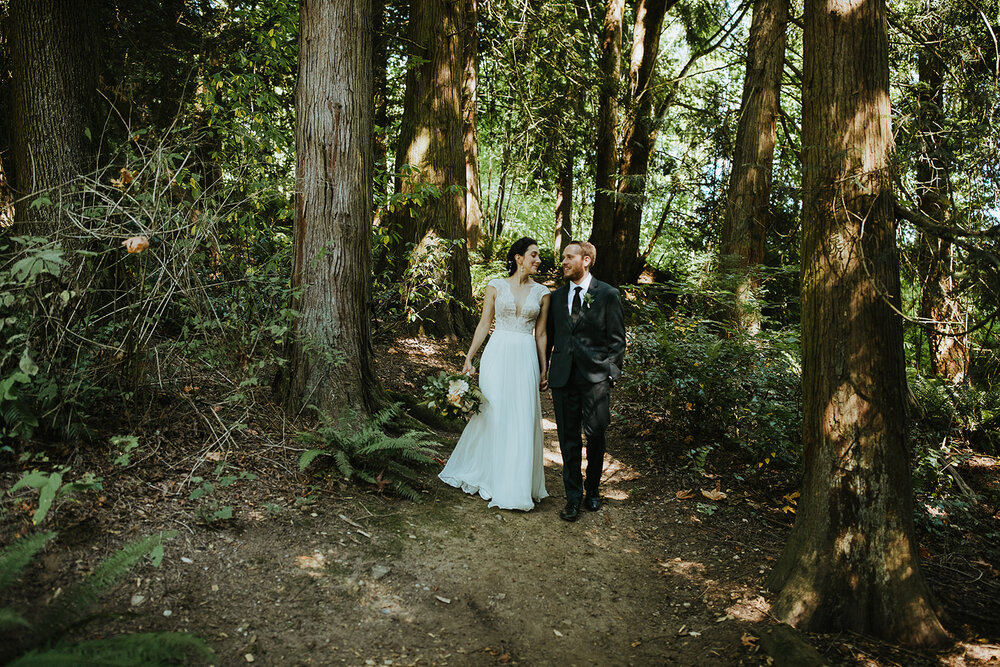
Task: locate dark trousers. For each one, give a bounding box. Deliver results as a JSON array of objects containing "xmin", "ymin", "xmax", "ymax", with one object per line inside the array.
[{"xmin": 551, "ymin": 364, "xmax": 611, "ymax": 504}]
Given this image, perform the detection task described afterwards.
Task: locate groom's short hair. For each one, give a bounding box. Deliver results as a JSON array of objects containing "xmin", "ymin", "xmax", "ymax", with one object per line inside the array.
[{"xmin": 568, "ymin": 240, "xmax": 597, "ymax": 267}]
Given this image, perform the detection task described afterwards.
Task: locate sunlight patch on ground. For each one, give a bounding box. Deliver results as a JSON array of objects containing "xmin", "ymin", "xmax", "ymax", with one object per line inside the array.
[
  {"xmin": 658, "ymin": 558, "xmax": 707, "ymax": 577},
  {"xmin": 295, "ymin": 552, "xmax": 327, "ymax": 577},
  {"xmin": 951, "ymin": 643, "xmax": 1000, "ymax": 664},
  {"xmin": 541, "ymin": 417, "xmax": 557, "ymax": 431},
  {"xmin": 724, "ymin": 595, "xmax": 770, "ymax": 622}
]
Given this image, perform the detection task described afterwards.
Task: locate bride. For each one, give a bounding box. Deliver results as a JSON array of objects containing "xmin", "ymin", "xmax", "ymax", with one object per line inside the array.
[{"xmin": 438, "ymin": 237, "xmax": 551, "ymax": 510}]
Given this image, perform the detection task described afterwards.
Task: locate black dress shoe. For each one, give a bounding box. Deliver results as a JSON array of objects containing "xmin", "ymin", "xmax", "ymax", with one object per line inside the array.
[
  {"xmin": 584, "ymin": 496, "xmax": 603, "ymax": 512},
  {"xmin": 560, "ymin": 500, "xmax": 581, "ymax": 522}
]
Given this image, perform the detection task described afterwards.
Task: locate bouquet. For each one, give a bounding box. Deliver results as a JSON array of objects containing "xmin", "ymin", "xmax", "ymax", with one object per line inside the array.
[{"xmin": 422, "ymin": 370, "xmax": 484, "ymax": 420}]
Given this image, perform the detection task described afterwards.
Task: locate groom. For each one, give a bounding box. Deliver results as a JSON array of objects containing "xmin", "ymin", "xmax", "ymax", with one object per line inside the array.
[{"xmin": 545, "ymin": 241, "xmax": 626, "ymax": 522}]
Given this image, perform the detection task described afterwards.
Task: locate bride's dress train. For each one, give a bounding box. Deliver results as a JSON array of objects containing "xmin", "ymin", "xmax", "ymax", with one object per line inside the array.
[{"xmin": 438, "ymin": 279, "xmax": 549, "ymax": 510}]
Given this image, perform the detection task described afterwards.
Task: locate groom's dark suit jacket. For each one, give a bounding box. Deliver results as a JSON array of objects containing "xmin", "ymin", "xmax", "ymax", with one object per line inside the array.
[{"xmin": 547, "ymin": 278, "xmax": 626, "ymax": 388}]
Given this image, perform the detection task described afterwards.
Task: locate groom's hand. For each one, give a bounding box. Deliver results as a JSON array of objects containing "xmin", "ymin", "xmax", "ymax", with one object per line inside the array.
[{"xmin": 540, "ymin": 377, "xmax": 549, "ymax": 391}]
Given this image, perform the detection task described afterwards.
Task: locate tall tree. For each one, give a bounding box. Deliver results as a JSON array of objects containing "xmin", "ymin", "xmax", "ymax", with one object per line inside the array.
[
  {"xmin": 766, "ymin": 0, "xmax": 948, "ymax": 645},
  {"xmin": 8, "ymin": 0, "xmax": 99, "ymax": 235},
  {"xmin": 288, "ymin": 0, "xmax": 380, "ymax": 419},
  {"xmin": 554, "ymin": 148, "xmax": 574, "ymax": 256},
  {"xmin": 589, "ymin": 0, "xmax": 626, "ymax": 255},
  {"xmin": 387, "ymin": 0, "xmax": 475, "ymax": 339},
  {"xmin": 915, "ymin": 42, "xmax": 967, "ymax": 380},
  {"xmin": 597, "ymin": 0, "xmax": 673, "ymax": 285},
  {"xmin": 463, "ymin": 0, "xmax": 484, "ymax": 250},
  {"xmin": 718, "ymin": 0, "xmax": 789, "ymax": 333}
]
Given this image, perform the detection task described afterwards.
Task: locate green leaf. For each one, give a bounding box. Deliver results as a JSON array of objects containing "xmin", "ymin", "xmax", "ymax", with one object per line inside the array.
[
  {"xmin": 19, "ymin": 349, "xmax": 39, "ymax": 377},
  {"xmin": 34, "ymin": 471, "xmax": 63, "ymax": 524},
  {"xmin": 149, "ymin": 543, "xmax": 165, "ymax": 567}
]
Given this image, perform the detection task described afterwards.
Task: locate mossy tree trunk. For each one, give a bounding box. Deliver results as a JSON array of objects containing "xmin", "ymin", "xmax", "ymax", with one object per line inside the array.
[
  {"xmin": 718, "ymin": 0, "xmax": 789, "ymax": 334},
  {"xmin": 8, "ymin": 0, "xmax": 99, "ymax": 235},
  {"xmin": 600, "ymin": 0, "xmax": 674, "ymax": 286},
  {"xmin": 288, "ymin": 0, "xmax": 381, "ymax": 420},
  {"xmin": 588, "ymin": 0, "xmax": 625, "ymax": 258},
  {"xmin": 387, "ymin": 0, "xmax": 474, "ymax": 339},
  {"xmin": 915, "ymin": 44, "xmax": 967, "ymax": 381},
  {"xmin": 766, "ymin": 0, "xmax": 949, "ymax": 646}
]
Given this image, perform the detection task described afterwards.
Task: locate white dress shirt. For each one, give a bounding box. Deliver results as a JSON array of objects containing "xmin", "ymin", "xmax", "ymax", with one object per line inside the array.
[{"xmin": 568, "ymin": 272, "xmax": 594, "ymax": 315}]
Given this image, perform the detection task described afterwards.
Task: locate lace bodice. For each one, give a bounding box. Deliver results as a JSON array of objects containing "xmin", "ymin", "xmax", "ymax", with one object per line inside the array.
[{"xmin": 490, "ymin": 278, "xmax": 548, "ymax": 335}]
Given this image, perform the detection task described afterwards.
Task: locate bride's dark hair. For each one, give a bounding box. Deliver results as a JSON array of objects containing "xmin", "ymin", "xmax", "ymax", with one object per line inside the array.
[{"xmin": 506, "ymin": 237, "xmax": 538, "ymax": 276}]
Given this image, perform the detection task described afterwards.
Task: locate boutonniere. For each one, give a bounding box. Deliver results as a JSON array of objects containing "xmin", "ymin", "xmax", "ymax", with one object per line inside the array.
[{"xmin": 582, "ymin": 291, "xmax": 596, "ymax": 309}]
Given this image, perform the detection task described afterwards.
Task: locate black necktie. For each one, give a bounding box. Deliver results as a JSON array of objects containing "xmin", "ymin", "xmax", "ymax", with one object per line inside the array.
[{"xmin": 571, "ymin": 286, "xmax": 582, "ymax": 325}]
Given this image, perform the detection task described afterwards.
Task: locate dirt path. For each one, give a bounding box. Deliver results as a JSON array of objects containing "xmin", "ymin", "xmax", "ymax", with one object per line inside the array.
[
  {"xmin": 14, "ymin": 340, "xmax": 998, "ymax": 666},
  {"xmin": 95, "ymin": 390, "xmax": 776, "ymax": 666}
]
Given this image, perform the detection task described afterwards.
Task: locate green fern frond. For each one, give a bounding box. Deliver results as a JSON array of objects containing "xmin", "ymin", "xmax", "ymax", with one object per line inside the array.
[
  {"xmin": 390, "ymin": 480, "xmax": 421, "ymax": 501},
  {"xmin": 333, "ymin": 449, "xmax": 353, "ymax": 479},
  {"xmin": 40, "ymin": 532, "xmax": 176, "ymax": 638},
  {"xmin": 9, "ymin": 631, "xmax": 215, "ymax": 666},
  {"xmin": 0, "ymin": 607, "xmax": 32, "ymax": 630},
  {"xmin": 298, "ymin": 448, "xmax": 328, "ymax": 470},
  {"xmin": 0, "ymin": 531, "xmax": 57, "ymax": 591}
]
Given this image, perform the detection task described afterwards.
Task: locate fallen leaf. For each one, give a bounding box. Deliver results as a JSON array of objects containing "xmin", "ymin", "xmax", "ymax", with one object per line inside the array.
[
  {"xmin": 388, "ymin": 347, "xmax": 398, "ymax": 354},
  {"xmin": 553, "ymin": 629, "xmax": 563, "ymax": 637},
  {"xmin": 701, "ymin": 489, "xmax": 727, "ymax": 501},
  {"xmin": 205, "ymin": 451, "xmax": 223, "ymax": 462},
  {"xmin": 631, "ymin": 640, "xmax": 642, "ymax": 647},
  {"xmin": 122, "ymin": 236, "xmax": 150, "ymax": 254},
  {"xmin": 741, "ymin": 633, "xmax": 758, "ymax": 647},
  {"xmin": 676, "ymin": 489, "xmax": 696, "ymax": 499},
  {"xmin": 435, "ymin": 595, "xmax": 451, "ymax": 604}
]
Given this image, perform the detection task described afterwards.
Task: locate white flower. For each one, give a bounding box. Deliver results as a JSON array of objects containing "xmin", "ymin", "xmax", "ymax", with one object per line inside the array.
[{"xmin": 448, "ymin": 378, "xmax": 469, "ymax": 396}]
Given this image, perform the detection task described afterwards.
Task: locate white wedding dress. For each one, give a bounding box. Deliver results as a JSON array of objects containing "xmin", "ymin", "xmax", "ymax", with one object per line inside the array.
[{"xmin": 438, "ymin": 278, "xmax": 549, "ymax": 510}]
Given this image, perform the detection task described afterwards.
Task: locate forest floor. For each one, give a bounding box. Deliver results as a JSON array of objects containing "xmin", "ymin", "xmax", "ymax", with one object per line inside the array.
[{"xmin": 3, "ymin": 336, "xmax": 1000, "ymax": 666}]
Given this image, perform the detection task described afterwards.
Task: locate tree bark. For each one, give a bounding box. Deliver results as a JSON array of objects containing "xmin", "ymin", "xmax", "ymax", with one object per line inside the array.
[
  {"xmin": 8, "ymin": 0, "xmax": 99, "ymax": 236},
  {"xmin": 718, "ymin": 0, "xmax": 789, "ymax": 334},
  {"xmin": 766, "ymin": 0, "xmax": 948, "ymax": 646},
  {"xmin": 288, "ymin": 0, "xmax": 380, "ymax": 420},
  {"xmin": 589, "ymin": 0, "xmax": 626, "ymax": 255},
  {"xmin": 463, "ymin": 0, "xmax": 484, "ymax": 251},
  {"xmin": 372, "ymin": 0, "xmax": 389, "ymax": 188},
  {"xmin": 387, "ymin": 0, "xmax": 474, "ymax": 339},
  {"xmin": 555, "ymin": 148, "xmax": 574, "ymax": 257},
  {"xmin": 915, "ymin": 46, "xmax": 967, "ymax": 381},
  {"xmin": 599, "ymin": 0, "xmax": 673, "ymax": 285}
]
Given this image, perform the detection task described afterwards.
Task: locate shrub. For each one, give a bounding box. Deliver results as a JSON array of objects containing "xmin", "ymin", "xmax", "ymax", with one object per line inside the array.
[{"xmin": 622, "ymin": 306, "xmax": 802, "ymax": 469}]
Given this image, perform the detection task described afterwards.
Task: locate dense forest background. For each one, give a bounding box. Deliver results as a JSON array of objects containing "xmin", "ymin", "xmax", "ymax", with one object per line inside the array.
[{"xmin": 1, "ymin": 0, "xmax": 999, "ymax": 663}]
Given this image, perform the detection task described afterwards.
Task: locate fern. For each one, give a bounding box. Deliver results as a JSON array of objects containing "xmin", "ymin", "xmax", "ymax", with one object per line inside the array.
[
  {"xmin": 40, "ymin": 532, "xmax": 177, "ymax": 639},
  {"xmin": 0, "ymin": 608, "xmax": 31, "ymax": 630},
  {"xmin": 296, "ymin": 403, "xmax": 438, "ymax": 498},
  {"xmin": 9, "ymin": 632, "xmax": 215, "ymax": 666},
  {"xmin": 0, "ymin": 531, "xmax": 57, "ymax": 591}
]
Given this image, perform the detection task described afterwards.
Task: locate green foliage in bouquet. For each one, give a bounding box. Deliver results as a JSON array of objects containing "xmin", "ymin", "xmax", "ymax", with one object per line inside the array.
[{"xmin": 422, "ymin": 371, "xmax": 484, "ymax": 420}]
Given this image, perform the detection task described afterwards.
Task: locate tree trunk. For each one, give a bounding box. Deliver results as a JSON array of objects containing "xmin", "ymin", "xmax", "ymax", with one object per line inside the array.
[
  {"xmin": 372, "ymin": 0, "xmax": 389, "ymax": 189},
  {"xmin": 600, "ymin": 0, "xmax": 673, "ymax": 285},
  {"xmin": 555, "ymin": 148, "xmax": 574, "ymax": 257},
  {"xmin": 718, "ymin": 0, "xmax": 789, "ymax": 334},
  {"xmin": 766, "ymin": 0, "xmax": 948, "ymax": 646},
  {"xmin": 288, "ymin": 0, "xmax": 380, "ymax": 420},
  {"xmin": 8, "ymin": 0, "xmax": 99, "ymax": 235},
  {"xmin": 463, "ymin": 0, "xmax": 484, "ymax": 251},
  {"xmin": 387, "ymin": 0, "xmax": 474, "ymax": 339},
  {"xmin": 915, "ymin": 46, "xmax": 967, "ymax": 381},
  {"xmin": 589, "ymin": 0, "xmax": 626, "ymax": 254}
]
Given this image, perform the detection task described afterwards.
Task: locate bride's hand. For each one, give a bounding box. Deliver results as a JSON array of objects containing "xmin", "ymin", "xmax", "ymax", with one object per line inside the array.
[{"xmin": 462, "ymin": 359, "xmax": 475, "ymax": 376}]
